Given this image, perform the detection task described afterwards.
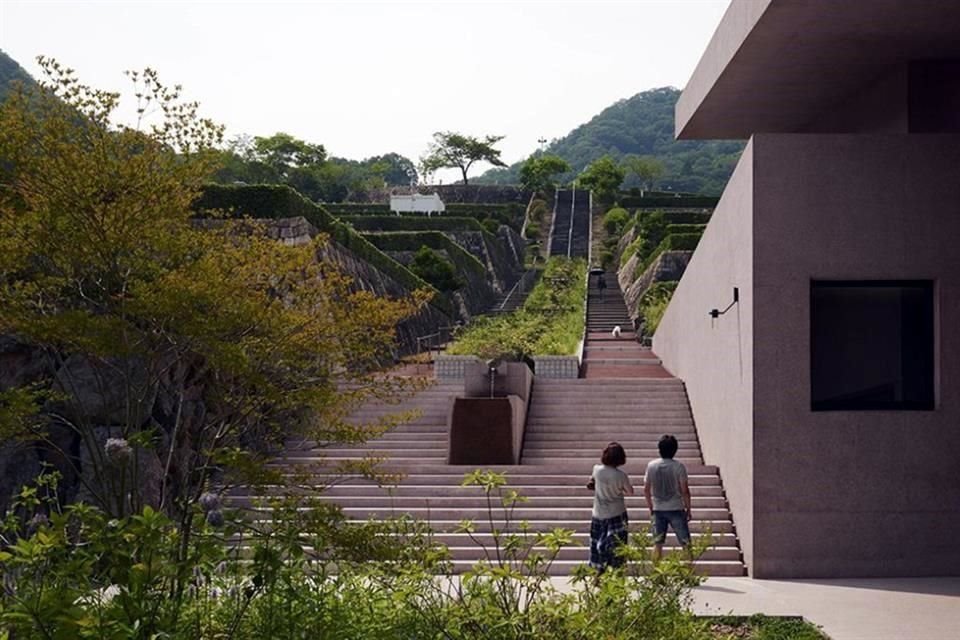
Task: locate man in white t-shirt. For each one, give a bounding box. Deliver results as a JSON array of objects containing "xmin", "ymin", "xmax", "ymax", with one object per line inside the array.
[{"xmin": 643, "ymin": 434, "xmax": 692, "ymax": 561}]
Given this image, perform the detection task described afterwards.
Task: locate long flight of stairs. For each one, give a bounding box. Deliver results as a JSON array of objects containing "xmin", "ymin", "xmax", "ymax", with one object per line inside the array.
[
  {"xmin": 232, "ymin": 200, "xmax": 746, "ymax": 576},
  {"xmin": 549, "ymin": 189, "xmax": 590, "ymax": 259}
]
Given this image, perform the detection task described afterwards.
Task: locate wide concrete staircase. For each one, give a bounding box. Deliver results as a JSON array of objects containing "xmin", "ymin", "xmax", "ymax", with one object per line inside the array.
[{"xmin": 230, "ymin": 371, "xmax": 745, "ymax": 576}]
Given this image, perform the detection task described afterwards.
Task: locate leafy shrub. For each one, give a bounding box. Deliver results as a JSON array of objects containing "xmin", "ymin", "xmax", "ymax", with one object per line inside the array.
[
  {"xmin": 408, "ymin": 246, "xmax": 464, "ymax": 292},
  {"xmin": 524, "ymin": 221, "xmax": 541, "ymax": 239},
  {"xmin": 620, "ymin": 209, "xmax": 668, "ymax": 266},
  {"xmin": 603, "ymin": 206, "xmax": 630, "ymax": 235},
  {"xmin": 447, "ymin": 258, "xmax": 586, "ymax": 357},
  {"xmin": 527, "ymin": 198, "xmax": 550, "ymax": 223},
  {"xmin": 599, "ymin": 249, "xmax": 614, "ymax": 270},
  {"xmin": 338, "ymin": 215, "xmax": 488, "ymax": 234},
  {"xmin": 666, "ymin": 223, "xmax": 707, "ymax": 235},
  {"xmin": 637, "ymin": 281, "xmax": 679, "ymax": 335},
  {"xmin": 480, "ymin": 217, "xmax": 501, "ymax": 234}
]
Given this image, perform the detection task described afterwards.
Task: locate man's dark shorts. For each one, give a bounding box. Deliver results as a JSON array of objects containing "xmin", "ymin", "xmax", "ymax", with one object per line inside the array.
[{"xmin": 651, "ymin": 510, "xmax": 691, "ymax": 546}]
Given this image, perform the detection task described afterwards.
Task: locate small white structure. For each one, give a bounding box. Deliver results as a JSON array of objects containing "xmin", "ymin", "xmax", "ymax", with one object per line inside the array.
[{"xmin": 390, "ymin": 193, "xmax": 446, "ymax": 216}]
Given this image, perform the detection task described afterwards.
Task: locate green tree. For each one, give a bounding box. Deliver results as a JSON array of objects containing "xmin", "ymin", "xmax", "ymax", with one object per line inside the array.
[
  {"xmin": 408, "ymin": 246, "xmax": 463, "ymax": 292},
  {"xmin": 0, "ymin": 59, "xmax": 422, "ymax": 525},
  {"xmin": 420, "ymin": 131, "xmax": 506, "ymax": 185},
  {"xmin": 622, "ymin": 154, "xmax": 664, "ymax": 195},
  {"xmin": 518, "ymin": 154, "xmax": 571, "ymax": 192},
  {"xmin": 252, "ymin": 131, "xmax": 327, "ymax": 176},
  {"xmin": 576, "ymin": 155, "xmax": 625, "ymax": 201}
]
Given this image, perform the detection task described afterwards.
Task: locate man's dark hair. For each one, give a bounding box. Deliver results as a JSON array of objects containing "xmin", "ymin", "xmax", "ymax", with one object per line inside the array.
[
  {"xmin": 601, "ymin": 442, "xmax": 627, "ymax": 467},
  {"xmin": 658, "ymin": 435, "xmax": 679, "ymax": 459}
]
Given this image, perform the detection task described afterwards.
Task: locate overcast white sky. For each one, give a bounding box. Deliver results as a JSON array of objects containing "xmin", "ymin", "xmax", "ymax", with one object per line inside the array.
[{"xmin": 0, "ymin": 0, "xmax": 729, "ymax": 181}]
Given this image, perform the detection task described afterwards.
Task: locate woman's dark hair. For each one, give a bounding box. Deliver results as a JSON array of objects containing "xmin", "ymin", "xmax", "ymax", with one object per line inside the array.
[
  {"xmin": 658, "ymin": 435, "xmax": 679, "ymax": 459},
  {"xmin": 601, "ymin": 442, "xmax": 626, "ymax": 467}
]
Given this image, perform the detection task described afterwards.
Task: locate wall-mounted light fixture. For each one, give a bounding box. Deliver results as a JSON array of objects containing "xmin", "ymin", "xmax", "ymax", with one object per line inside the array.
[{"xmin": 709, "ymin": 287, "xmax": 739, "ymax": 319}]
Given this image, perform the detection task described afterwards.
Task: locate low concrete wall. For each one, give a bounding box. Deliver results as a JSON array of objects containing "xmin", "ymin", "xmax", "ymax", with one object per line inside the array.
[
  {"xmin": 435, "ymin": 355, "xmax": 481, "ymax": 379},
  {"xmin": 533, "ymin": 355, "xmax": 580, "ymax": 378}
]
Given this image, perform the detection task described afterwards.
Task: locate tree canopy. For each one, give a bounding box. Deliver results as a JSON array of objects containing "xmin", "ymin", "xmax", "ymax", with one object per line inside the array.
[
  {"xmin": 0, "ymin": 58, "xmax": 423, "ymax": 520},
  {"xmin": 419, "ymin": 131, "xmax": 506, "ymax": 185},
  {"xmin": 476, "ymin": 87, "xmax": 744, "ymax": 195},
  {"xmin": 576, "ymin": 155, "xmax": 625, "ymax": 202},
  {"xmin": 519, "ymin": 154, "xmax": 571, "ymax": 192}
]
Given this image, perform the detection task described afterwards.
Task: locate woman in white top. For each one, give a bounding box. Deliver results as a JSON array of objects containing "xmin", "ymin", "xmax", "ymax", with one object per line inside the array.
[{"xmin": 586, "ymin": 442, "xmax": 634, "ymax": 571}]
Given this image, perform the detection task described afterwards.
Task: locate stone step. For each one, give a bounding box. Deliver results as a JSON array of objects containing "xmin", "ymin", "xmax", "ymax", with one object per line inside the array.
[
  {"xmin": 441, "ymin": 545, "xmax": 742, "ymax": 562},
  {"xmin": 289, "ymin": 484, "xmax": 725, "ymax": 497},
  {"xmin": 447, "ymin": 559, "xmax": 746, "ymax": 577},
  {"xmin": 271, "ymin": 473, "xmax": 722, "ymax": 487},
  {"xmin": 428, "ymin": 531, "xmax": 737, "ymax": 547},
  {"xmin": 226, "ymin": 495, "xmax": 726, "ymax": 509},
  {"xmin": 266, "ymin": 462, "xmax": 720, "ymax": 475}
]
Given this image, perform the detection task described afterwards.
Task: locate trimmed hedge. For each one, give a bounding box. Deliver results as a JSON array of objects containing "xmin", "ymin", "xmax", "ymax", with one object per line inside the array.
[
  {"xmin": 666, "ymin": 224, "xmax": 707, "ymax": 235},
  {"xmin": 192, "ymin": 184, "xmax": 454, "ymax": 315},
  {"xmin": 324, "ymin": 202, "xmax": 525, "ymax": 231},
  {"xmin": 339, "ymin": 215, "xmax": 490, "ymax": 235},
  {"xmin": 618, "ymin": 194, "xmax": 719, "ymax": 208},
  {"xmin": 635, "ymin": 233, "xmax": 703, "ymax": 277},
  {"xmin": 363, "ymin": 231, "xmax": 487, "ymax": 277}
]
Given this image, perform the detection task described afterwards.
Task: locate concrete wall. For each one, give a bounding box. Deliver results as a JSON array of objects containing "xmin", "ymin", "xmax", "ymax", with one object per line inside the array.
[
  {"xmin": 750, "ymin": 133, "xmax": 960, "ymax": 578},
  {"xmin": 653, "ymin": 141, "xmax": 756, "ymax": 570}
]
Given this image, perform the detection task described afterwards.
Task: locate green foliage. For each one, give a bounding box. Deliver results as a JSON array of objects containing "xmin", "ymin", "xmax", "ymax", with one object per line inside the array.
[
  {"xmin": 519, "ymin": 154, "xmax": 571, "ymax": 192},
  {"xmin": 524, "ymin": 221, "xmax": 541, "ymax": 239},
  {"xmin": 0, "ymin": 49, "xmax": 36, "ymax": 103},
  {"xmin": 447, "ymin": 258, "xmax": 586, "ymax": 358},
  {"xmin": 407, "ymin": 246, "xmax": 464, "ymax": 292},
  {"xmin": 667, "ymin": 223, "xmax": 708, "ymax": 235},
  {"xmin": 194, "ymin": 184, "xmax": 454, "ymax": 315},
  {"xmin": 619, "ymin": 194, "xmax": 720, "ymax": 208},
  {"xmin": 527, "ymin": 198, "xmax": 550, "ymax": 223},
  {"xmin": 419, "ymin": 131, "xmax": 506, "ymax": 185},
  {"xmin": 0, "ymin": 60, "xmax": 427, "ymax": 525},
  {"xmin": 637, "ymin": 281, "xmax": 679, "ymax": 335},
  {"xmin": 338, "ymin": 214, "xmax": 489, "ymax": 234},
  {"xmin": 603, "ymin": 206, "xmax": 630, "ymax": 235},
  {"xmin": 480, "ymin": 217, "xmax": 501, "ymax": 234},
  {"xmin": 621, "ymin": 210, "xmax": 668, "ymax": 266},
  {"xmin": 622, "ymin": 154, "xmax": 665, "ymax": 193},
  {"xmin": 362, "ymin": 231, "xmax": 486, "ymax": 277},
  {"xmin": 211, "ymin": 133, "xmax": 418, "ymax": 202},
  {"xmin": 324, "ymin": 202, "xmax": 525, "ymax": 233},
  {"xmin": 577, "ymin": 155, "xmax": 626, "ymax": 201},
  {"xmin": 599, "ymin": 249, "xmax": 614, "ymax": 270},
  {"xmin": 477, "ymin": 87, "xmax": 745, "ymax": 195}
]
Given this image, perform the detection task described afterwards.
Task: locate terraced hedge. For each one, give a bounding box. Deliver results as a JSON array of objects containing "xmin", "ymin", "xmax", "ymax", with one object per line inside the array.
[
  {"xmin": 665, "ymin": 223, "xmax": 707, "ymax": 236},
  {"xmin": 363, "ymin": 231, "xmax": 487, "ymax": 277},
  {"xmin": 192, "ymin": 184, "xmax": 453, "ymax": 315},
  {"xmin": 618, "ymin": 194, "xmax": 719, "ymax": 208},
  {"xmin": 340, "ymin": 215, "xmax": 491, "ymax": 235},
  {"xmin": 635, "ymin": 233, "xmax": 703, "ymax": 277},
  {"xmin": 324, "ymin": 202, "xmax": 525, "ymax": 231}
]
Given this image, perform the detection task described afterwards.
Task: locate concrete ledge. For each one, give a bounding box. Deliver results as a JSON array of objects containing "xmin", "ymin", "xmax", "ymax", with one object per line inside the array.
[
  {"xmin": 533, "ymin": 355, "xmax": 581, "ymax": 379},
  {"xmin": 434, "ymin": 355, "xmax": 482, "ymax": 379}
]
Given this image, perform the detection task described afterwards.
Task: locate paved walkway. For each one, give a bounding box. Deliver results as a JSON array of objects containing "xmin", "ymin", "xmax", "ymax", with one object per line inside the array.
[{"xmin": 692, "ymin": 577, "xmax": 960, "ymax": 640}]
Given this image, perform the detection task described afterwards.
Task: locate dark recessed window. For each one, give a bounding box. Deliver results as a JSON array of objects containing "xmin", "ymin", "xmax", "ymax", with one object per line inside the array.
[{"xmin": 811, "ymin": 280, "xmax": 934, "ymax": 411}]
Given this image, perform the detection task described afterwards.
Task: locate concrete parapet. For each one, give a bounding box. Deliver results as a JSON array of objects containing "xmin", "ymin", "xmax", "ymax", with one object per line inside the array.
[
  {"xmin": 533, "ymin": 355, "xmax": 581, "ymax": 379},
  {"xmin": 434, "ymin": 355, "xmax": 482, "ymax": 379}
]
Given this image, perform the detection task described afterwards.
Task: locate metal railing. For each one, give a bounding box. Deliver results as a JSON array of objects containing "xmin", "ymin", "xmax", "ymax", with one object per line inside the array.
[{"xmin": 496, "ymin": 268, "xmax": 540, "ymax": 313}]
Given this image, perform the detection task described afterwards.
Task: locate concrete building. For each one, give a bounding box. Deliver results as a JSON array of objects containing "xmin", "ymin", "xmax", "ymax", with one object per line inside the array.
[{"xmin": 654, "ymin": 0, "xmax": 960, "ymax": 578}]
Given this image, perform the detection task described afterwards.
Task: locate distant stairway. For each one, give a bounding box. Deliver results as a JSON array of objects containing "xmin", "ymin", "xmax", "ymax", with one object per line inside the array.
[
  {"xmin": 549, "ymin": 189, "xmax": 591, "ymax": 259},
  {"xmin": 583, "ymin": 271, "xmax": 670, "ymax": 378}
]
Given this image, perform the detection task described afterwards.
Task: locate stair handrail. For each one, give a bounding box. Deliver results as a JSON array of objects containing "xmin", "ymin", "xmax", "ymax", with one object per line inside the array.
[
  {"xmin": 566, "ymin": 186, "xmax": 576, "ymax": 258},
  {"xmin": 545, "ymin": 189, "xmax": 559, "ymax": 257},
  {"xmin": 497, "ymin": 267, "xmax": 539, "ymax": 313}
]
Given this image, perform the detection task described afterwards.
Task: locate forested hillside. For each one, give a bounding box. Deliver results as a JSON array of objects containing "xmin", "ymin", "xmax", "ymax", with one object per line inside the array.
[
  {"xmin": 478, "ymin": 87, "xmax": 744, "ymax": 195},
  {"xmin": 0, "ymin": 50, "xmax": 36, "ymax": 102}
]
